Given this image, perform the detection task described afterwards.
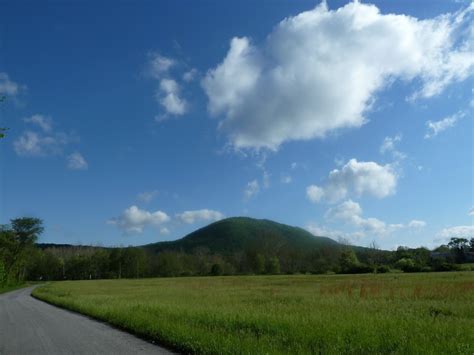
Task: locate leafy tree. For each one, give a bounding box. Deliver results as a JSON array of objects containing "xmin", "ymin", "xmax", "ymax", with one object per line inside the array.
[
  {"xmin": 0, "ymin": 218, "xmax": 44, "ymax": 283},
  {"xmin": 210, "ymin": 263, "xmax": 223, "ymax": 276},
  {"xmin": 395, "ymin": 257, "xmax": 421, "ymax": 272},
  {"xmin": 265, "ymin": 256, "xmax": 280, "ymax": 274},
  {"xmin": 339, "ymin": 249, "xmax": 359, "ymax": 273},
  {"xmin": 11, "ymin": 217, "xmax": 44, "ymax": 245},
  {"xmin": 448, "ymin": 237, "xmax": 469, "ymax": 263}
]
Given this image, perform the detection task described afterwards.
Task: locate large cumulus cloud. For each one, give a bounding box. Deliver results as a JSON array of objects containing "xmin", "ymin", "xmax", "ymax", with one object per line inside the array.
[{"xmin": 203, "ymin": 2, "xmax": 473, "ymax": 150}]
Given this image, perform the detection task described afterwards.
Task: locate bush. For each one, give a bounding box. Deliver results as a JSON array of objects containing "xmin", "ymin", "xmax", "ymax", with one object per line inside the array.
[
  {"xmin": 376, "ymin": 265, "xmax": 390, "ymax": 273},
  {"xmin": 395, "ymin": 258, "xmax": 422, "ymax": 273},
  {"xmin": 431, "ymin": 261, "xmax": 460, "ymax": 272},
  {"xmin": 210, "ymin": 263, "xmax": 223, "ymax": 276}
]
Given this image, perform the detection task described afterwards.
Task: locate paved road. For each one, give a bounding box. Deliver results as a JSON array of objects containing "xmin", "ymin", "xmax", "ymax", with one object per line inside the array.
[{"xmin": 0, "ymin": 286, "xmax": 172, "ymax": 355}]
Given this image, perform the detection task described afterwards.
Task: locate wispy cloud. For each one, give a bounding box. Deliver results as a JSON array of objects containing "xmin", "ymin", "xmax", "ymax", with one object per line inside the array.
[{"xmin": 425, "ymin": 112, "xmax": 464, "ymax": 139}]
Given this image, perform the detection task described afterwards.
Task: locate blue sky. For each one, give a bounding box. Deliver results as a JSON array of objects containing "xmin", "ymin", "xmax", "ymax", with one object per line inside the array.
[{"xmin": 0, "ymin": 0, "xmax": 472, "ymax": 249}]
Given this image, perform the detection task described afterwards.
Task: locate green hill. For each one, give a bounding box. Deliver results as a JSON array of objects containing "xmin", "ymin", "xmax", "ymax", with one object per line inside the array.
[{"xmin": 144, "ymin": 217, "xmax": 339, "ymax": 255}]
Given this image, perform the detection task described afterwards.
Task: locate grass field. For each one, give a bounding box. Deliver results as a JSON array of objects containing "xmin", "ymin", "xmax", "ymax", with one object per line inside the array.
[{"xmin": 33, "ymin": 272, "xmax": 474, "ymax": 354}]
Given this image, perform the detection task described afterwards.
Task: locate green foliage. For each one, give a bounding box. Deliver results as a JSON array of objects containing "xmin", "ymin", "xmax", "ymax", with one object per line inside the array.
[
  {"xmin": 145, "ymin": 217, "xmax": 339, "ymax": 255},
  {"xmin": 210, "ymin": 263, "xmax": 223, "ymax": 276},
  {"xmin": 0, "ymin": 218, "xmax": 44, "ymax": 285},
  {"xmin": 33, "ymin": 273, "xmax": 474, "ymax": 354},
  {"xmin": 265, "ymin": 256, "xmax": 280, "ymax": 274}
]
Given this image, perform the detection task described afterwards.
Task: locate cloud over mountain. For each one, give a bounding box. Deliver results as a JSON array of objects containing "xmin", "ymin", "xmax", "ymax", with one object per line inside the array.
[{"xmin": 306, "ymin": 159, "xmax": 397, "ymax": 203}]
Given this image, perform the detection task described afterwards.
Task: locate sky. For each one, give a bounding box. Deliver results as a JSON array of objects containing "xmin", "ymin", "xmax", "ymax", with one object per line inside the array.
[{"xmin": 0, "ymin": 0, "xmax": 472, "ymax": 250}]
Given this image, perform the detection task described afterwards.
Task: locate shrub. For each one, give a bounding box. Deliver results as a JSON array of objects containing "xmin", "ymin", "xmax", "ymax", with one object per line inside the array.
[{"xmin": 210, "ymin": 263, "xmax": 223, "ymax": 276}]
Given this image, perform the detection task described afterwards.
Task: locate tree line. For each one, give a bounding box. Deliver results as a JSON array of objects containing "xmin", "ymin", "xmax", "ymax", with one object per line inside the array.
[{"xmin": 1, "ymin": 217, "xmax": 473, "ymax": 286}]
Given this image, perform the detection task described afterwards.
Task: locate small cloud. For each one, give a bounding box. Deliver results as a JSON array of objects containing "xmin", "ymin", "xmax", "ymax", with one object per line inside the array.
[
  {"xmin": 23, "ymin": 114, "xmax": 53, "ymax": 133},
  {"xmin": 156, "ymin": 78, "xmax": 187, "ymax": 116},
  {"xmin": 281, "ymin": 174, "xmax": 292, "ymax": 184},
  {"xmin": 380, "ymin": 134, "xmax": 406, "ymax": 160},
  {"xmin": 306, "ymin": 185, "xmax": 324, "ymax": 203},
  {"xmin": 0, "ymin": 72, "xmax": 22, "ymax": 97},
  {"xmin": 407, "ymin": 220, "xmax": 427, "ymax": 228},
  {"xmin": 13, "ymin": 131, "xmax": 73, "ymax": 157},
  {"xmin": 262, "ymin": 171, "xmax": 270, "ymax": 188},
  {"xmin": 183, "ymin": 68, "xmax": 198, "ymax": 82},
  {"xmin": 14, "ymin": 115, "xmax": 78, "ymax": 158},
  {"xmin": 67, "ymin": 152, "xmax": 88, "ymax": 170},
  {"xmin": 149, "ymin": 53, "xmax": 175, "ymax": 78},
  {"xmin": 244, "ymin": 179, "xmax": 259, "ymax": 200},
  {"xmin": 425, "ymin": 112, "xmax": 464, "ymax": 139},
  {"xmin": 108, "ymin": 205, "xmax": 170, "ymax": 234},
  {"xmin": 137, "ymin": 190, "xmax": 159, "ymax": 203},
  {"xmin": 160, "ymin": 227, "xmax": 170, "ymax": 235},
  {"xmin": 468, "ymin": 207, "xmax": 474, "ymax": 216},
  {"xmin": 306, "ymin": 159, "xmax": 397, "ymax": 204},
  {"xmin": 176, "ymin": 209, "xmax": 225, "ymax": 224}
]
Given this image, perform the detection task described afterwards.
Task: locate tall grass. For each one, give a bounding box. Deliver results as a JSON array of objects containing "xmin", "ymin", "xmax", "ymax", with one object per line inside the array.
[{"xmin": 33, "ymin": 272, "xmax": 474, "ymax": 354}]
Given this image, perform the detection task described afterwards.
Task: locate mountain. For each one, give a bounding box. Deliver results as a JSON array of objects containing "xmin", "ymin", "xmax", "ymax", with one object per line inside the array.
[{"xmin": 144, "ymin": 217, "xmax": 339, "ymax": 255}]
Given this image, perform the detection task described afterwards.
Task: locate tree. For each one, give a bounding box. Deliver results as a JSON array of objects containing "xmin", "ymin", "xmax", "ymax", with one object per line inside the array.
[
  {"xmin": 11, "ymin": 218, "xmax": 44, "ymax": 245},
  {"xmin": 265, "ymin": 256, "xmax": 280, "ymax": 274},
  {"xmin": 448, "ymin": 237, "xmax": 469, "ymax": 263},
  {"xmin": 210, "ymin": 263, "xmax": 223, "ymax": 276},
  {"xmin": 339, "ymin": 249, "xmax": 359, "ymax": 273},
  {"xmin": 0, "ymin": 218, "xmax": 44, "ymax": 283}
]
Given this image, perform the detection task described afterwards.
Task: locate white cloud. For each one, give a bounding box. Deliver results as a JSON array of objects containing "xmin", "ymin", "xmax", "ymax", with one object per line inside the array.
[
  {"xmin": 176, "ymin": 209, "xmax": 225, "ymax": 224},
  {"xmin": 183, "ymin": 68, "xmax": 198, "ymax": 82},
  {"xmin": 203, "ymin": 2, "xmax": 474, "ymax": 150},
  {"xmin": 307, "ymin": 159, "xmax": 397, "ymax": 203},
  {"xmin": 306, "ymin": 223, "xmax": 364, "ymax": 242},
  {"xmin": 244, "ymin": 179, "xmax": 259, "ymax": 199},
  {"xmin": 325, "ymin": 200, "xmax": 425, "ymax": 237},
  {"xmin": 0, "ymin": 73, "xmax": 21, "ymax": 97},
  {"xmin": 468, "ymin": 207, "xmax": 474, "ymax": 216},
  {"xmin": 108, "ymin": 205, "xmax": 170, "ymax": 234},
  {"xmin": 14, "ymin": 115, "xmax": 76, "ymax": 157},
  {"xmin": 408, "ymin": 220, "xmax": 427, "ymax": 228},
  {"xmin": 262, "ymin": 171, "xmax": 270, "ymax": 188},
  {"xmin": 437, "ymin": 225, "xmax": 474, "ymax": 240},
  {"xmin": 137, "ymin": 190, "xmax": 159, "ymax": 203},
  {"xmin": 380, "ymin": 134, "xmax": 406, "ymax": 160},
  {"xmin": 160, "ymin": 227, "xmax": 170, "ymax": 235},
  {"xmin": 281, "ymin": 174, "xmax": 292, "ymax": 184},
  {"xmin": 13, "ymin": 131, "xmax": 72, "ymax": 157},
  {"xmin": 67, "ymin": 152, "xmax": 88, "ymax": 170},
  {"xmin": 306, "ymin": 185, "xmax": 324, "ymax": 203},
  {"xmin": 23, "ymin": 114, "xmax": 52, "ymax": 133},
  {"xmin": 424, "ymin": 112, "xmax": 464, "ymax": 138},
  {"xmin": 149, "ymin": 54, "xmax": 175, "ymax": 78},
  {"xmin": 156, "ymin": 78, "xmax": 187, "ymax": 116}
]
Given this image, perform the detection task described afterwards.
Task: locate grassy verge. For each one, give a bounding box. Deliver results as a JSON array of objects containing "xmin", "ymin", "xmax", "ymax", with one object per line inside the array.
[{"xmin": 33, "ymin": 273, "xmax": 474, "ymax": 354}]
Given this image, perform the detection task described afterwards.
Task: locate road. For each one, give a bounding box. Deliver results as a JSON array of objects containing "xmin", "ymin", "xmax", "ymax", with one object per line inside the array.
[{"xmin": 0, "ymin": 286, "xmax": 172, "ymax": 355}]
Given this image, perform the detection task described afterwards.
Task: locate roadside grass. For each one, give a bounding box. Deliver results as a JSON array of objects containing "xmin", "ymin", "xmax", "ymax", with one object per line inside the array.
[{"xmin": 33, "ymin": 272, "xmax": 474, "ymax": 354}]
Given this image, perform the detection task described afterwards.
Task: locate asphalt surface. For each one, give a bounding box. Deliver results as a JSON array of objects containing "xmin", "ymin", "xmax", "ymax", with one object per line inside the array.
[{"xmin": 0, "ymin": 286, "xmax": 172, "ymax": 355}]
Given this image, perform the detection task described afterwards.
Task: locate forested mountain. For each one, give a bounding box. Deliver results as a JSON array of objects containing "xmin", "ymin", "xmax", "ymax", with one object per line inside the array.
[
  {"xmin": 144, "ymin": 217, "xmax": 339, "ymax": 255},
  {"xmin": 2, "ymin": 217, "xmax": 471, "ymax": 285}
]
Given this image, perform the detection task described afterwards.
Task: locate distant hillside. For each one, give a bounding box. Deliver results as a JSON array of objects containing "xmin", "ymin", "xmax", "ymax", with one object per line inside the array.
[{"xmin": 144, "ymin": 217, "xmax": 340, "ymax": 255}]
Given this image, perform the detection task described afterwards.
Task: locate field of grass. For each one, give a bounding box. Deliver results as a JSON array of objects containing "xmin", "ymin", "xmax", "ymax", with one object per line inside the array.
[{"xmin": 33, "ymin": 272, "xmax": 474, "ymax": 354}]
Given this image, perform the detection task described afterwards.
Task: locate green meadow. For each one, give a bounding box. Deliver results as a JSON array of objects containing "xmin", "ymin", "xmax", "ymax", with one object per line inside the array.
[{"xmin": 33, "ymin": 272, "xmax": 474, "ymax": 354}]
